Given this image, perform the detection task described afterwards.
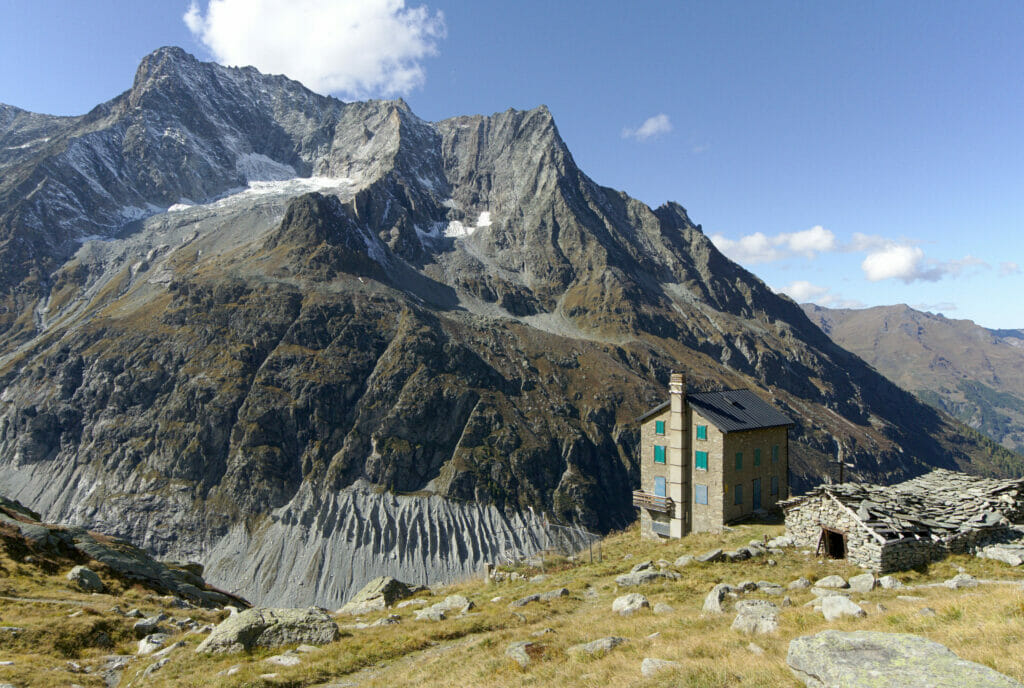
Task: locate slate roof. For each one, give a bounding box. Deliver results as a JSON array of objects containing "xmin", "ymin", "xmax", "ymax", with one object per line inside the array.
[
  {"xmin": 686, "ymin": 389, "xmax": 793, "ymax": 433},
  {"xmin": 780, "ymin": 469, "xmax": 1024, "ymax": 544}
]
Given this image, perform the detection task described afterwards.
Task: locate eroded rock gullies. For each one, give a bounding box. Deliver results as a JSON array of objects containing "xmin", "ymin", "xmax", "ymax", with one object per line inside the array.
[{"xmin": 203, "ymin": 484, "xmax": 559, "ymax": 608}]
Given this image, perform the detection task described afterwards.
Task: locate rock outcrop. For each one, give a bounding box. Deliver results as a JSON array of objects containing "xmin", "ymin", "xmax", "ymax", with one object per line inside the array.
[
  {"xmin": 195, "ymin": 607, "xmax": 339, "ymax": 654},
  {"xmin": 787, "ymin": 630, "xmax": 1023, "ymax": 688}
]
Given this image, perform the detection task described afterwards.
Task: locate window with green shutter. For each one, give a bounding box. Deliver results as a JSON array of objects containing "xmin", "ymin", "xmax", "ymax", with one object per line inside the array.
[
  {"xmin": 734, "ymin": 484, "xmax": 743, "ymax": 505},
  {"xmin": 770, "ymin": 476, "xmax": 779, "ymax": 495},
  {"xmin": 771, "ymin": 445, "xmax": 779, "ymax": 462},
  {"xmin": 754, "ymin": 448, "xmax": 761, "ymax": 466},
  {"xmin": 654, "ymin": 445, "xmax": 666, "ymax": 464},
  {"xmin": 735, "ymin": 452, "xmax": 743, "ymax": 470},
  {"xmin": 695, "ymin": 450, "xmax": 708, "ymax": 470},
  {"xmin": 655, "ymin": 420, "xmax": 665, "ymax": 435},
  {"xmin": 696, "ymin": 425, "xmax": 707, "ymax": 440}
]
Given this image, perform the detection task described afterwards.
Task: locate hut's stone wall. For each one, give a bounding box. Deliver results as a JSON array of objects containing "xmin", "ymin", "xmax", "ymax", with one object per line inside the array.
[{"xmin": 784, "ymin": 493, "xmax": 883, "ymax": 570}]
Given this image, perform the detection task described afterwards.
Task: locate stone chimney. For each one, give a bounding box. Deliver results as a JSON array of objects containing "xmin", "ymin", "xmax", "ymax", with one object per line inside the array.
[{"xmin": 669, "ymin": 372, "xmax": 686, "ymax": 410}]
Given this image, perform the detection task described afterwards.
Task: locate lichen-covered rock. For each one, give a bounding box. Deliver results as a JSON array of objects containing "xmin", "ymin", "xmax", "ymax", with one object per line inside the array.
[
  {"xmin": 847, "ymin": 573, "xmax": 876, "ymax": 593},
  {"xmin": 568, "ymin": 637, "xmax": 628, "ymax": 655},
  {"xmin": 195, "ymin": 608, "xmax": 338, "ymax": 654},
  {"xmin": 731, "ymin": 600, "xmax": 779, "ymax": 635},
  {"xmin": 612, "ymin": 593, "xmax": 649, "ymax": 616},
  {"xmin": 787, "ymin": 630, "xmax": 1024, "ymax": 688},
  {"xmin": 703, "ymin": 583, "xmax": 735, "ymax": 614},
  {"xmin": 66, "ymin": 565, "xmax": 104, "ymax": 593},
  {"xmin": 815, "ymin": 575, "xmax": 848, "ymax": 589},
  {"xmin": 820, "ymin": 596, "xmax": 866, "ymax": 622},
  {"xmin": 641, "ymin": 658, "xmax": 680, "ymax": 677},
  {"xmin": 615, "ymin": 569, "xmax": 680, "ymax": 586},
  {"xmin": 337, "ymin": 577, "xmax": 416, "ymax": 615}
]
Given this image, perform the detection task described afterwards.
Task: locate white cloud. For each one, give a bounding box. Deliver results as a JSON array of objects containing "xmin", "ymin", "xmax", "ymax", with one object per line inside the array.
[
  {"xmin": 183, "ymin": 0, "xmax": 446, "ymax": 97},
  {"xmin": 775, "ymin": 281, "xmax": 864, "ymax": 309},
  {"xmin": 710, "ymin": 225, "xmax": 836, "ymax": 264},
  {"xmin": 861, "ymin": 244, "xmax": 931, "ymax": 282},
  {"xmin": 776, "ymin": 225, "xmax": 837, "ymax": 258},
  {"xmin": 1001, "ymin": 261, "xmax": 1021, "ymax": 275},
  {"xmin": 780, "ymin": 280, "xmax": 830, "ymax": 303},
  {"xmin": 710, "ymin": 231, "xmax": 783, "ymax": 264},
  {"xmin": 860, "ymin": 244, "xmax": 989, "ymax": 283},
  {"xmin": 622, "ymin": 113, "xmax": 672, "ymax": 141}
]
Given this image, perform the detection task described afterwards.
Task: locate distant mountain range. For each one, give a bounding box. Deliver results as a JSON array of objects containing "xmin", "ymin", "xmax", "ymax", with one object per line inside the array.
[
  {"xmin": 0, "ymin": 47, "xmax": 1017, "ymax": 606},
  {"xmin": 803, "ymin": 304, "xmax": 1024, "ymax": 453}
]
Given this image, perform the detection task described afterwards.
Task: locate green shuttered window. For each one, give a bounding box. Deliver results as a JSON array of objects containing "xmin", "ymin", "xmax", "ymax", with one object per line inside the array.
[
  {"xmin": 654, "ymin": 445, "xmax": 666, "ymax": 464},
  {"xmin": 695, "ymin": 450, "xmax": 708, "ymax": 470},
  {"xmin": 655, "ymin": 420, "xmax": 665, "ymax": 435},
  {"xmin": 735, "ymin": 452, "xmax": 743, "ymax": 470},
  {"xmin": 754, "ymin": 448, "xmax": 761, "ymax": 466},
  {"xmin": 696, "ymin": 425, "xmax": 707, "ymax": 440},
  {"xmin": 771, "ymin": 445, "xmax": 779, "ymax": 462}
]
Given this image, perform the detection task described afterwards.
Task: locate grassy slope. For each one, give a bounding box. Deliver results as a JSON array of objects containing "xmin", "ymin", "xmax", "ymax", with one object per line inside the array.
[{"xmin": 5, "ymin": 520, "xmax": 1020, "ymax": 688}]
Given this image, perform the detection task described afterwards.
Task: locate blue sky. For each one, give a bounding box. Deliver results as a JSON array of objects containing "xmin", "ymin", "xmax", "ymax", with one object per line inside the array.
[{"xmin": 2, "ymin": 1, "xmax": 1022, "ymax": 327}]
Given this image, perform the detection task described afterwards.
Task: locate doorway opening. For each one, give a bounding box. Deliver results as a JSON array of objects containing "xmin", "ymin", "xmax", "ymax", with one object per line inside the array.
[{"xmin": 822, "ymin": 528, "xmax": 846, "ymax": 559}]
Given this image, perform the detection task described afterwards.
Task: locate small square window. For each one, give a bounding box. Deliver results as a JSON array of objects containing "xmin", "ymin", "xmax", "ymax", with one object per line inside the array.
[
  {"xmin": 695, "ymin": 450, "xmax": 708, "ymax": 470},
  {"xmin": 754, "ymin": 448, "xmax": 761, "ymax": 466},
  {"xmin": 655, "ymin": 420, "xmax": 665, "ymax": 435},
  {"xmin": 734, "ymin": 484, "xmax": 743, "ymax": 505},
  {"xmin": 735, "ymin": 452, "xmax": 743, "ymax": 470},
  {"xmin": 770, "ymin": 475, "xmax": 779, "ymax": 495},
  {"xmin": 695, "ymin": 484, "xmax": 708, "ymax": 505},
  {"xmin": 654, "ymin": 476, "xmax": 666, "ymax": 497},
  {"xmin": 654, "ymin": 445, "xmax": 666, "ymax": 464},
  {"xmin": 771, "ymin": 445, "xmax": 779, "ymax": 462},
  {"xmin": 696, "ymin": 425, "xmax": 707, "ymax": 440}
]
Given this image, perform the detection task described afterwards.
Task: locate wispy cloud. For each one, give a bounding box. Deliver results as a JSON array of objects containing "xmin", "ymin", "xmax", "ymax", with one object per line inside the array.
[
  {"xmin": 1001, "ymin": 261, "xmax": 1021, "ymax": 275},
  {"xmin": 776, "ymin": 280, "xmax": 864, "ymax": 308},
  {"xmin": 622, "ymin": 113, "xmax": 672, "ymax": 141},
  {"xmin": 912, "ymin": 302, "xmax": 957, "ymax": 314},
  {"xmin": 183, "ymin": 0, "xmax": 445, "ymax": 98}
]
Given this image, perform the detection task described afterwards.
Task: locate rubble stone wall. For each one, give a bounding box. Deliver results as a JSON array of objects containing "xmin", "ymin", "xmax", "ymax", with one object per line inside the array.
[{"xmin": 784, "ymin": 495, "xmax": 883, "ymax": 570}]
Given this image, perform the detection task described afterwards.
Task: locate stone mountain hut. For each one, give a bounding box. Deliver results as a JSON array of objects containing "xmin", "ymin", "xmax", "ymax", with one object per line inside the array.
[
  {"xmin": 781, "ymin": 469, "xmax": 1024, "ymax": 572},
  {"xmin": 634, "ymin": 373, "xmax": 793, "ymax": 539}
]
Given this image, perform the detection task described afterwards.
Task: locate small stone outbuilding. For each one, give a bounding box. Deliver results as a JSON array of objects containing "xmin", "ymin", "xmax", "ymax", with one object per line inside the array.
[{"xmin": 781, "ymin": 469, "xmax": 1024, "ymax": 572}]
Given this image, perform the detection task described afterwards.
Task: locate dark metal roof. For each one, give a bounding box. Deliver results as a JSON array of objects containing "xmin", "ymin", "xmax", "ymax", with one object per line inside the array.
[
  {"xmin": 686, "ymin": 389, "xmax": 793, "ymax": 433},
  {"xmin": 635, "ymin": 401, "xmax": 670, "ymax": 423},
  {"xmin": 636, "ymin": 389, "xmax": 793, "ymax": 433}
]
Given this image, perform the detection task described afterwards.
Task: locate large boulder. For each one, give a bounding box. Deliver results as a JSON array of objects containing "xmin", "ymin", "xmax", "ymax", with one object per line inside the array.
[
  {"xmin": 731, "ymin": 600, "xmax": 779, "ymax": 635},
  {"xmin": 787, "ymin": 630, "xmax": 1024, "ymax": 687},
  {"xmin": 821, "ymin": 596, "xmax": 866, "ymax": 622},
  {"xmin": 337, "ymin": 577, "xmax": 415, "ymax": 615},
  {"xmin": 66, "ymin": 565, "xmax": 104, "ymax": 593},
  {"xmin": 611, "ymin": 593, "xmax": 649, "ymax": 616},
  {"xmin": 615, "ymin": 569, "xmax": 680, "ymax": 586},
  {"xmin": 702, "ymin": 583, "xmax": 735, "ymax": 614},
  {"xmin": 568, "ymin": 637, "xmax": 628, "ymax": 655},
  {"xmin": 195, "ymin": 607, "xmax": 338, "ymax": 654}
]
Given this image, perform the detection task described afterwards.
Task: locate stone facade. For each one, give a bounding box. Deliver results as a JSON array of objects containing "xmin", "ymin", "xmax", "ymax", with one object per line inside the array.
[
  {"xmin": 782, "ymin": 469, "xmax": 1024, "ymax": 573},
  {"xmin": 637, "ymin": 374, "xmax": 793, "ymax": 539}
]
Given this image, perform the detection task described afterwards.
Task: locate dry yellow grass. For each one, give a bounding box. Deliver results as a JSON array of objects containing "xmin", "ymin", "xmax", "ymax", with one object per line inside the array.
[{"xmin": 3, "ymin": 521, "xmax": 1024, "ymax": 687}]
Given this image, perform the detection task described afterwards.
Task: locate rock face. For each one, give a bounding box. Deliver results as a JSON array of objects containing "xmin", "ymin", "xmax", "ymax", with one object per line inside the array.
[
  {"xmin": 787, "ymin": 630, "xmax": 1024, "ymax": 688},
  {"xmin": 0, "ymin": 47, "xmax": 1016, "ymax": 609},
  {"xmin": 731, "ymin": 600, "xmax": 779, "ymax": 635},
  {"xmin": 820, "ymin": 597, "xmax": 866, "ymax": 622},
  {"xmin": 195, "ymin": 607, "xmax": 339, "ymax": 654}
]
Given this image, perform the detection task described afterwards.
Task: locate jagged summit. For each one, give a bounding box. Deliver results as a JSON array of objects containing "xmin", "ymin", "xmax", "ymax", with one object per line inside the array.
[{"xmin": 0, "ymin": 47, "xmax": 1015, "ymax": 607}]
